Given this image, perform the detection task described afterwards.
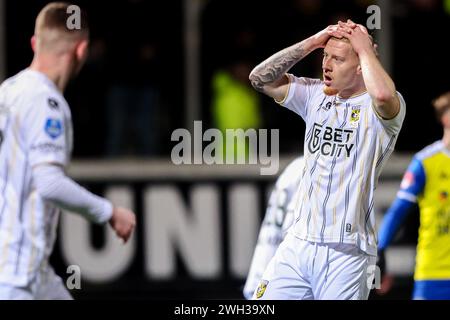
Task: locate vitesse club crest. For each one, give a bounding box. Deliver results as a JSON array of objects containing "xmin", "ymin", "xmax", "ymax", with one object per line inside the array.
[
  {"xmin": 255, "ymin": 280, "xmax": 269, "ymax": 299},
  {"xmin": 350, "ymin": 105, "xmax": 361, "ymax": 127}
]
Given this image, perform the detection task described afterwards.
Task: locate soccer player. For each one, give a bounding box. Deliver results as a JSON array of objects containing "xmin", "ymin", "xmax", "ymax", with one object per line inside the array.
[
  {"xmin": 248, "ymin": 20, "xmax": 406, "ymax": 300},
  {"xmin": 0, "ymin": 3, "xmax": 136, "ymax": 300},
  {"xmin": 243, "ymin": 157, "xmax": 305, "ymax": 299},
  {"xmin": 378, "ymin": 92, "xmax": 450, "ymax": 300}
]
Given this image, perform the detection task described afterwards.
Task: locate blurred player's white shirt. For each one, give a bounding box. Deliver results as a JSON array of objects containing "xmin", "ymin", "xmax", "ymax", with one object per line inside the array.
[
  {"xmin": 280, "ymin": 75, "xmax": 405, "ymax": 256},
  {"xmin": 243, "ymin": 157, "xmax": 304, "ymax": 299},
  {"xmin": 0, "ymin": 69, "xmax": 72, "ymax": 286}
]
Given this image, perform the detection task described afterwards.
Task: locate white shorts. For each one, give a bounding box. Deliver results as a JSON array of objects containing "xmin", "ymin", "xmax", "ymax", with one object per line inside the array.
[
  {"xmin": 253, "ymin": 233, "xmax": 377, "ymax": 300},
  {"xmin": 0, "ymin": 267, "xmax": 73, "ymax": 300}
]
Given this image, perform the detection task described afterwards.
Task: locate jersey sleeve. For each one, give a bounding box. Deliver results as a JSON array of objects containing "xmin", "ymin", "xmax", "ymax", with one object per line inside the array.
[
  {"xmin": 276, "ymin": 75, "xmax": 323, "ymax": 122},
  {"xmin": 378, "ymin": 197, "xmax": 415, "ymax": 250},
  {"xmin": 33, "ymin": 165, "xmax": 113, "ymax": 224},
  {"xmin": 372, "ymin": 91, "xmax": 406, "ymax": 136},
  {"xmin": 22, "ymin": 94, "xmax": 68, "ymax": 167},
  {"xmin": 397, "ymin": 156, "xmax": 426, "ymax": 203},
  {"xmin": 378, "ymin": 157, "xmax": 425, "ymax": 250}
]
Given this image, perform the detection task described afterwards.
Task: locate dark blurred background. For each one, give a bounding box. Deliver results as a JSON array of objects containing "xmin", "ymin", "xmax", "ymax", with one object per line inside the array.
[
  {"xmin": 1, "ymin": 0, "xmax": 449, "ymax": 300},
  {"xmin": 4, "ymin": 0, "xmax": 450, "ymax": 158}
]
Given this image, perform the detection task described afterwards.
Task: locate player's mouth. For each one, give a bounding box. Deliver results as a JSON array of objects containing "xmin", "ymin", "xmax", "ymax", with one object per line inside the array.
[{"xmin": 323, "ymin": 74, "xmax": 333, "ymax": 86}]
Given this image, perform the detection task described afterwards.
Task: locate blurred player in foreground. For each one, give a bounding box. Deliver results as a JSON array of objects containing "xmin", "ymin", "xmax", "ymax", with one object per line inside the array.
[
  {"xmin": 378, "ymin": 92, "xmax": 450, "ymax": 300},
  {"xmin": 0, "ymin": 2, "xmax": 136, "ymax": 300},
  {"xmin": 243, "ymin": 157, "xmax": 304, "ymax": 299},
  {"xmin": 249, "ymin": 20, "xmax": 405, "ymax": 300}
]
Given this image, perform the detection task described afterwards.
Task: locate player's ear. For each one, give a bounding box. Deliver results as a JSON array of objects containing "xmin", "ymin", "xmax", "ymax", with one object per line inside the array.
[
  {"xmin": 356, "ymin": 64, "xmax": 362, "ymax": 75},
  {"xmin": 31, "ymin": 35, "xmax": 37, "ymax": 53},
  {"xmin": 373, "ymin": 43, "xmax": 379, "ymax": 56},
  {"xmin": 75, "ymin": 39, "xmax": 89, "ymax": 62}
]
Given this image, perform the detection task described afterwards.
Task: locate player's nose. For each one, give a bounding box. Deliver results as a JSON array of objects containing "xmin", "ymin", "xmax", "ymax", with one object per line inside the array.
[{"xmin": 322, "ymin": 59, "xmax": 332, "ymax": 72}]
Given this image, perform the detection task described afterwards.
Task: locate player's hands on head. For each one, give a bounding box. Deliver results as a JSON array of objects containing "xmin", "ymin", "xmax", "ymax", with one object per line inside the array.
[
  {"xmin": 328, "ymin": 20, "xmax": 376, "ymax": 56},
  {"xmin": 312, "ymin": 24, "xmax": 340, "ymax": 49},
  {"xmin": 345, "ymin": 19, "xmax": 357, "ymax": 29},
  {"xmin": 109, "ymin": 207, "xmax": 136, "ymax": 243}
]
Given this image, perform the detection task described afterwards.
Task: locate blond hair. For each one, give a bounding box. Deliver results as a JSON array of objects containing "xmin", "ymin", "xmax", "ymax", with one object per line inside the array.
[
  {"xmin": 327, "ymin": 34, "xmax": 377, "ymax": 56},
  {"xmin": 34, "ymin": 2, "xmax": 89, "ymax": 53}
]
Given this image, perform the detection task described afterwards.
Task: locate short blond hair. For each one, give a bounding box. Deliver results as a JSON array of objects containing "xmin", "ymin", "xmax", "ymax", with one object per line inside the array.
[
  {"xmin": 35, "ymin": 2, "xmax": 89, "ymax": 52},
  {"xmin": 327, "ymin": 35, "xmax": 378, "ymax": 56}
]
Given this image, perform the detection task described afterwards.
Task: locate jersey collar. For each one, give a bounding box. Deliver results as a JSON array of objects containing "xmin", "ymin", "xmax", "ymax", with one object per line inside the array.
[
  {"xmin": 334, "ymin": 91, "xmax": 368, "ymax": 106},
  {"xmin": 441, "ymin": 142, "xmax": 450, "ymax": 157},
  {"xmin": 25, "ymin": 69, "xmax": 60, "ymax": 93}
]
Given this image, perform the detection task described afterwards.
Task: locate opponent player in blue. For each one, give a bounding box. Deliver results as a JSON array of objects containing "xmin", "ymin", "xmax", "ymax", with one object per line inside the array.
[{"xmin": 378, "ymin": 91, "xmax": 450, "ymax": 300}]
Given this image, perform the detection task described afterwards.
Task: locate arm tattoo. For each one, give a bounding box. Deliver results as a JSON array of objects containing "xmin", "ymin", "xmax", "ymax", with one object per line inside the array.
[{"xmin": 249, "ymin": 42, "xmax": 308, "ymax": 92}]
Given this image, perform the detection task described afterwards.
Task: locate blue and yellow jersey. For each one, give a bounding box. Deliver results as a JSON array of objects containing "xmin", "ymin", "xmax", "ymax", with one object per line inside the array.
[{"xmin": 379, "ymin": 140, "xmax": 450, "ymax": 280}]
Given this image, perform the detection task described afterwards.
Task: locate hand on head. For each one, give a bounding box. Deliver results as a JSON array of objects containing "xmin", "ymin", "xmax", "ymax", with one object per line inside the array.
[
  {"xmin": 337, "ymin": 19, "xmax": 369, "ymax": 35},
  {"xmin": 313, "ymin": 24, "xmax": 342, "ymax": 49},
  {"xmin": 319, "ymin": 20, "xmax": 376, "ymax": 96},
  {"xmin": 328, "ymin": 19, "xmax": 378, "ymax": 56}
]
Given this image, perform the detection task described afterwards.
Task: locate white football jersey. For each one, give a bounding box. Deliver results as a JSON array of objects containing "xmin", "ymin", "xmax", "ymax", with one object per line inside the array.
[
  {"xmin": 0, "ymin": 69, "xmax": 73, "ymax": 286},
  {"xmin": 279, "ymin": 75, "xmax": 405, "ymax": 256},
  {"xmin": 243, "ymin": 156, "xmax": 305, "ymax": 299}
]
